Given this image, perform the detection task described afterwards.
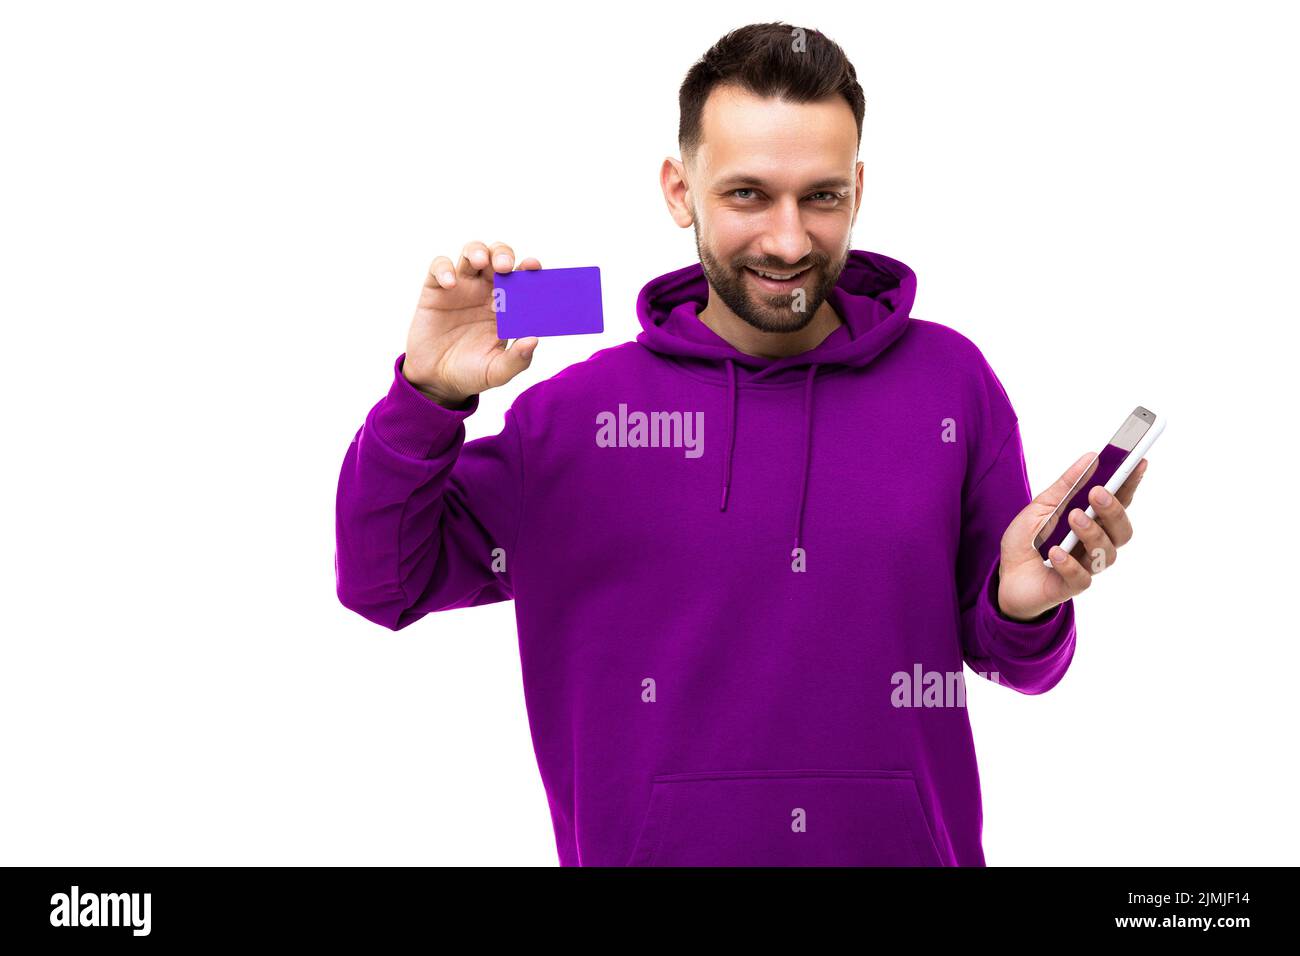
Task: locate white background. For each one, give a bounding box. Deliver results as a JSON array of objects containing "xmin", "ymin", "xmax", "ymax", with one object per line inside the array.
[{"xmin": 2, "ymin": 0, "xmax": 1296, "ymax": 866}]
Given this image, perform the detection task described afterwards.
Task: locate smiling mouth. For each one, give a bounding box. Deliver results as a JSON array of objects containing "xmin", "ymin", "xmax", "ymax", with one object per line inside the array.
[{"xmin": 744, "ymin": 265, "xmax": 811, "ymax": 289}]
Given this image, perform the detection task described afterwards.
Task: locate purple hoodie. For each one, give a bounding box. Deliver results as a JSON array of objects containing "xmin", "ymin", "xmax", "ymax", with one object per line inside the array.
[{"xmin": 335, "ymin": 249, "xmax": 1077, "ymax": 866}]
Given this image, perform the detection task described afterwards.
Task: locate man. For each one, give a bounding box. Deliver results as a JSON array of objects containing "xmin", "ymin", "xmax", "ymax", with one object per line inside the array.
[{"xmin": 335, "ymin": 21, "xmax": 1147, "ymax": 866}]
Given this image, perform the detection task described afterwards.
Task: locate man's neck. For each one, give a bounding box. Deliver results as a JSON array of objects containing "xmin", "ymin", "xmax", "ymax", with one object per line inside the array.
[{"xmin": 698, "ymin": 294, "xmax": 843, "ymax": 359}]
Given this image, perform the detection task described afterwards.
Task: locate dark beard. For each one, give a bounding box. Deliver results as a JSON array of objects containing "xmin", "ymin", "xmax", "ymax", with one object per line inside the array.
[{"xmin": 694, "ymin": 226, "xmax": 847, "ymax": 334}]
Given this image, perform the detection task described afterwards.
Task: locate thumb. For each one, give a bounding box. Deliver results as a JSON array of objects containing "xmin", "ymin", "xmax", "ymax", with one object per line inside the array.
[
  {"xmin": 488, "ymin": 336, "xmax": 539, "ymax": 386},
  {"xmin": 1033, "ymin": 451, "xmax": 1098, "ymax": 510},
  {"xmin": 514, "ymin": 336, "xmax": 540, "ymax": 364}
]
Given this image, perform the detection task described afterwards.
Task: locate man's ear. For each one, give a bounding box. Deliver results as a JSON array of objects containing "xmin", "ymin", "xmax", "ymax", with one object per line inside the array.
[
  {"xmin": 661, "ymin": 156, "xmax": 694, "ymax": 228},
  {"xmin": 851, "ymin": 160, "xmax": 865, "ymax": 226}
]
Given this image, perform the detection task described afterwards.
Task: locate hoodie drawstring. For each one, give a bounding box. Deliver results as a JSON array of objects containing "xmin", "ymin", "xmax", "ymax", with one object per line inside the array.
[
  {"xmin": 793, "ymin": 364, "xmax": 818, "ymax": 554},
  {"xmin": 717, "ymin": 358, "xmax": 820, "ymax": 555},
  {"xmin": 719, "ymin": 358, "xmax": 737, "ymax": 511}
]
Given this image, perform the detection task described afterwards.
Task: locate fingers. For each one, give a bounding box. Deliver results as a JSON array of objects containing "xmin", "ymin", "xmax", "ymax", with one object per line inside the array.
[
  {"xmin": 425, "ymin": 255, "xmax": 458, "ymax": 290},
  {"xmin": 1047, "ymin": 544, "xmax": 1094, "ymax": 594},
  {"xmin": 1070, "ymin": 457, "xmax": 1145, "ymax": 571},
  {"xmin": 457, "ymin": 241, "xmax": 493, "ymax": 278},
  {"xmin": 1039, "ymin": 452, "xmax": 1150, "ymax": 592},
  {"xmin": 487, "ymin": 241, "xmax": 516, "ymax": 273},
  {"xmin": 459, "ymin": 241, "xmax": 534, "ymax": 275},
  {"xmin": 427, "ymin": 244, "xmax": 539, "ymax": 289},
  {"xmin": 1088, "ymin": 482, "xmax": 1133, "ymax": 548},
  {"xmin": 1114, "ymin": 457, "xmax": 1148, "ymax": 508},
  {"xmin": 1065, "ymin": 504, "xmax": 1117, "ymax": 572}
]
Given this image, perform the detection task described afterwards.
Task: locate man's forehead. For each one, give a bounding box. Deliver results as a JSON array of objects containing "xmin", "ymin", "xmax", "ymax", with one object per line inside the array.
[{"xmin": 693, "ymin": 84, "xmax": 858, "ymax": 181}]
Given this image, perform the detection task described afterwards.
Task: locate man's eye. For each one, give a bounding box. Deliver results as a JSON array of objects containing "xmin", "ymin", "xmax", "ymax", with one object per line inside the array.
[{"xmin": 729, "ymin": 189, "xmax": 844, "ymax": 203}]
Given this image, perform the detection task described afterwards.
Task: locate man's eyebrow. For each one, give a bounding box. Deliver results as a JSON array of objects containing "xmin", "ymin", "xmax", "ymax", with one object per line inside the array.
[{"xmin": 714, "ymin": 175, "xmax": 854, "ymax": 191}]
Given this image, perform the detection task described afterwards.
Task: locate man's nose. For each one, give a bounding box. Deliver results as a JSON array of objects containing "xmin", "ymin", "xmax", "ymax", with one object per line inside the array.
[{"xmin": 759, "ymin": 197, "xmax": 812, "ymax": 267}]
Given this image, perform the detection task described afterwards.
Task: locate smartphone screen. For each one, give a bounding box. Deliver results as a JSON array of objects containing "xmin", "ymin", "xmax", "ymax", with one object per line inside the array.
[{"xmin": 1033, "ymin": 406, "xmax": 1157, "ymax": 561}]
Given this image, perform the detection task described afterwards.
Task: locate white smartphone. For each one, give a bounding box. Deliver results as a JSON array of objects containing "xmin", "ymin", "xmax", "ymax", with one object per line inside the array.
[{"xmin": 1033, "ymin": 406, "xmax": 1166, "ymax": 563}]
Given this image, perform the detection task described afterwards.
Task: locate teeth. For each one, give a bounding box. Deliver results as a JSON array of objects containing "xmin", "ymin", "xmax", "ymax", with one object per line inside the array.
[{"xmin": 753, "ymin": 268, "xmax": 802, "ymax": 280}]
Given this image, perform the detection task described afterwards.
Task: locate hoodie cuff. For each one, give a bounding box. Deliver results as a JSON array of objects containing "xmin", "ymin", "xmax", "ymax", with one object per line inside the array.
[
  {"xmin": 368, "ymin": 353, "xmax": 480, "ymax": 459},
  {"xmin": 978, "ymin": 554, "xmax": 1073, "ymax": 659}
]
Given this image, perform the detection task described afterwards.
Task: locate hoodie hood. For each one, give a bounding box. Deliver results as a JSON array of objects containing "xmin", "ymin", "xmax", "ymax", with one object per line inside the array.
[{"xmin": 634, "ymin": 249, "xmax": 916, "ymax": 552}]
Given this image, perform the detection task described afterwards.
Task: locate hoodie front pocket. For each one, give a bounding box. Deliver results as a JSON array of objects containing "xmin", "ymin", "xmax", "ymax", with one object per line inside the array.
[{"xmin": 626, "ymin": 769, "xmax": 942, "ymax": 866}]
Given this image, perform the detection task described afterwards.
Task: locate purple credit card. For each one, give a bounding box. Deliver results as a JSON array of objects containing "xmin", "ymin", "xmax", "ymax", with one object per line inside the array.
[{"xmin": 493, "ymin": 266, "xmax": 604, "ymax": 338}]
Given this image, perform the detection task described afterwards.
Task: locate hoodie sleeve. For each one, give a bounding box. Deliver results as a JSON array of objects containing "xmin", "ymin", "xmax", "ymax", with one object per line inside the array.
[
  {"xmin": 956, "ymin": 369, "xmax": 1077, "ymax": 695},
  {"xmin": 334, "ymin": 354, "xmax": 524, "ymax": 631}
]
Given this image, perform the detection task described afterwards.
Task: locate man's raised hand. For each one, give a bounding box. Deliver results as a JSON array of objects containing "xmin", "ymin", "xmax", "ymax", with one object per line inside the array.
[{"xmin": 402, "ymin": 240, "xmax": 542, "ymax": 408}]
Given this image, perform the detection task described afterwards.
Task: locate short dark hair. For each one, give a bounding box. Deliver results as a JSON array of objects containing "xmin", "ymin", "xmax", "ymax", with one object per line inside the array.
[{"xmin": 678, "ymin": 22, "xmax": 866, "ymax": 159}]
